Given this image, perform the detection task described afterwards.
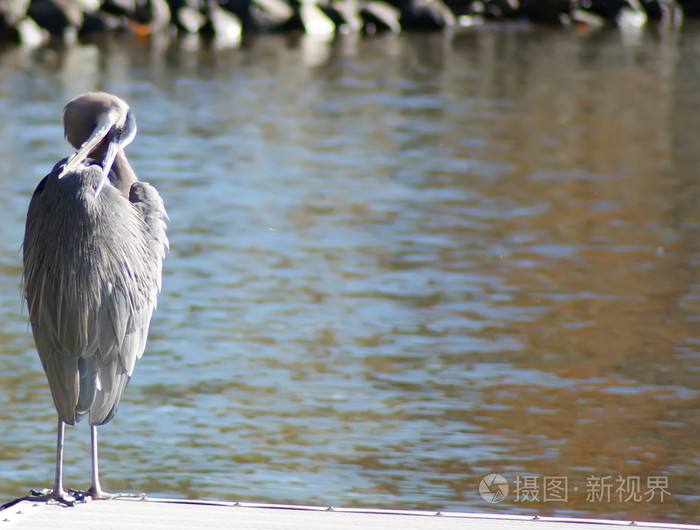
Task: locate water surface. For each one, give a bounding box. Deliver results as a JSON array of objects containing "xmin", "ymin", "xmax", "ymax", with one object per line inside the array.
[{"xmin": 0, "ymin": 25, "xmax": 698, "ymax": 522}]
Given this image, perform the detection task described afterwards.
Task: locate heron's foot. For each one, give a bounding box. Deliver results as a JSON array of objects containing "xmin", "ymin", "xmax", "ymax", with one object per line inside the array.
[
  {"xmin": 1, "ymin": 488, "xmax": 83, "ymax": 510},
  {"xmin": 87, "ymin": 486, "xmax": 146, "ymax": 501}
]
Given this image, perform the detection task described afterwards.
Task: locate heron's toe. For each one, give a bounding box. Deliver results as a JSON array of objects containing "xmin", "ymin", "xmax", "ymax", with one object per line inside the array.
[{"xmin": 87, "ymin": 487, "xmax": 145, "ymax": 501}]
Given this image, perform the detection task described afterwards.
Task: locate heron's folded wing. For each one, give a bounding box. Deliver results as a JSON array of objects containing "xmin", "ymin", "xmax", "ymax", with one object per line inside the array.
[
  {"xmin": 88, "ymin": 284, "xmax": 144, "ymax": 425},
  {"xmin": 88, "ymin": 181, "xmax": 168, "ymax": 425},
  {"xmin": 130, "ymin": 181, "xmax": 169, "ymax": 286}
]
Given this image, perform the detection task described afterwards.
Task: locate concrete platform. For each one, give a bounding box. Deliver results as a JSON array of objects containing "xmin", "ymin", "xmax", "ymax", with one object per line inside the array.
[{"xmin": 1, "ymin": 498, "xmax": 698, "ymax": 530}]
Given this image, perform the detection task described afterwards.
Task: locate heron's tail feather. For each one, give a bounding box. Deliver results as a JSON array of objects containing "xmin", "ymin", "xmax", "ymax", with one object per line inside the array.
[
  {"xmin": 89, "ymin": 372, "xmax": 130, "ymax": 426},
  {"xmin": 42, "ymin": 353, "xmax": 80, "ymax": 425},
  {"xmin": 76, "ymin": 357, "xmax": 97, "ymax": 418}
]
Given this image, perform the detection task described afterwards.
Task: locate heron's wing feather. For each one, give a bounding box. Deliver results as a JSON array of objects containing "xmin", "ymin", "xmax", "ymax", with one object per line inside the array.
[
  {"xmin": 24, "ymin": 166, "xmax": 85, "ymax": 424},
  {"xmin": 30, "ymin": 312, "xmax": 81, "ymax": 423},
  {"xmin": 89, "ymin": 181, "xmax": 168, "ymax": 425},
  {"xmin": 86, "ymin": 282, "xmax": 131, "ymax": 425},
  {"xmin": 128, "ymin": 180, "xmax": 168, "ymax": 355},
  {"xmin": 130, "ymin": 182, "xmax": 169, "ymax": 258},
  {"xmin": 96, "ymin": 284, "xmax": 128, "ymax": 389},
  {"xmin": 96, "ymin": 284, "xmax": 149, "ymax": 378},
  {"xmin": 122, "ymin": 305, "xmax": 153, "ymax": 373}
]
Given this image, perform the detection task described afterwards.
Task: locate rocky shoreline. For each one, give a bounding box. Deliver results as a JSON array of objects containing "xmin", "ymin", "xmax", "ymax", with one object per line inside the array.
[{"xmin": 0, "ymin": 0, "xmax": 692, "ymax": 46}]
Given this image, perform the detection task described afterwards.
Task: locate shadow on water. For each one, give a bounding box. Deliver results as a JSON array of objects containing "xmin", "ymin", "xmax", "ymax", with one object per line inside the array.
[{"xmin": 0, "ymin": 26, "xmax": 698, "ymax": 522}]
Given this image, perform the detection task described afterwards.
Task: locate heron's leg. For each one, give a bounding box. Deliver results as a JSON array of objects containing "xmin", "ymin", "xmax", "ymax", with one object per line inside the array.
[
  {"xmin": 1, "ymin": 419, "xmax": 78, "ymax": 508},
  {"xmin": 88, "ymin": 425, "xmax": 111, "ymax": 499},
  {"xmin": 51, "ymin": 419, "xmax": 75, "ymax": 503},
  {"xmin": 87, "ymin": 426, "xmax": 145, "ymax": 501},
  {"xmin": 31, "ymin": 419, "xmax": 78, "ymax": 505}
]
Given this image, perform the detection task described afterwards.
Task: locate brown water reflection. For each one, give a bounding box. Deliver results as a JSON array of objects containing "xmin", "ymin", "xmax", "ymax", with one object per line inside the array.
[{"xmin": 0, "ymin": 26, "xmax": 698, "ymax": 523}]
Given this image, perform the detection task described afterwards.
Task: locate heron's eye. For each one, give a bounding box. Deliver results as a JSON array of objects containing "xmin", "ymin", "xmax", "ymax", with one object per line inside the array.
[{"xmin": 116, "ymin": 126, "xmax": 125, "ymax": 135}]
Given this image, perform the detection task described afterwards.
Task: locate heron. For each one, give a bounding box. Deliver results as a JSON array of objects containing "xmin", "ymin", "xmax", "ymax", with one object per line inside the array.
[{"xmin": 20, "ymin": 92, "xmax": 168, "ymax": 506}]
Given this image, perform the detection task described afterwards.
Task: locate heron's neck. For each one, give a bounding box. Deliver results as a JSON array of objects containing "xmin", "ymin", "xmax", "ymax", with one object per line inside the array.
[{"xmin": 109, "ymin": 150, "xmax": 138, "ymax": 197}]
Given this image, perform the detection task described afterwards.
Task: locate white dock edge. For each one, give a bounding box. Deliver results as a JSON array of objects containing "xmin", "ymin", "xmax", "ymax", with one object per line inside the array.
[{"xmin": 1, "ymin": 497, "xmax": 698, "ymax": 530}]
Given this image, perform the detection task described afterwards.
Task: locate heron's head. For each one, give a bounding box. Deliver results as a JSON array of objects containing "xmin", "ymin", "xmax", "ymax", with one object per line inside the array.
[{"xmin": 58, "ymin": 92, "xmax": 137, "ymax": 187}]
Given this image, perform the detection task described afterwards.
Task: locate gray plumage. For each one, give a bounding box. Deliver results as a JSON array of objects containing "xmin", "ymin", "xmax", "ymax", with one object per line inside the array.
[{"xmin": 21, "ymin": 92, "xmax": 167, "ymax": 504}]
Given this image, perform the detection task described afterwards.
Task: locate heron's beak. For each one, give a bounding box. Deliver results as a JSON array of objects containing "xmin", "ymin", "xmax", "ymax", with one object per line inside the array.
[
  {"xmin": 58, "ymin": 107, "xmax": 121, "ymax": 180},
  {"xmin": 94, "ymin": 134, "xmax": 121, "ymax": 196}
]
